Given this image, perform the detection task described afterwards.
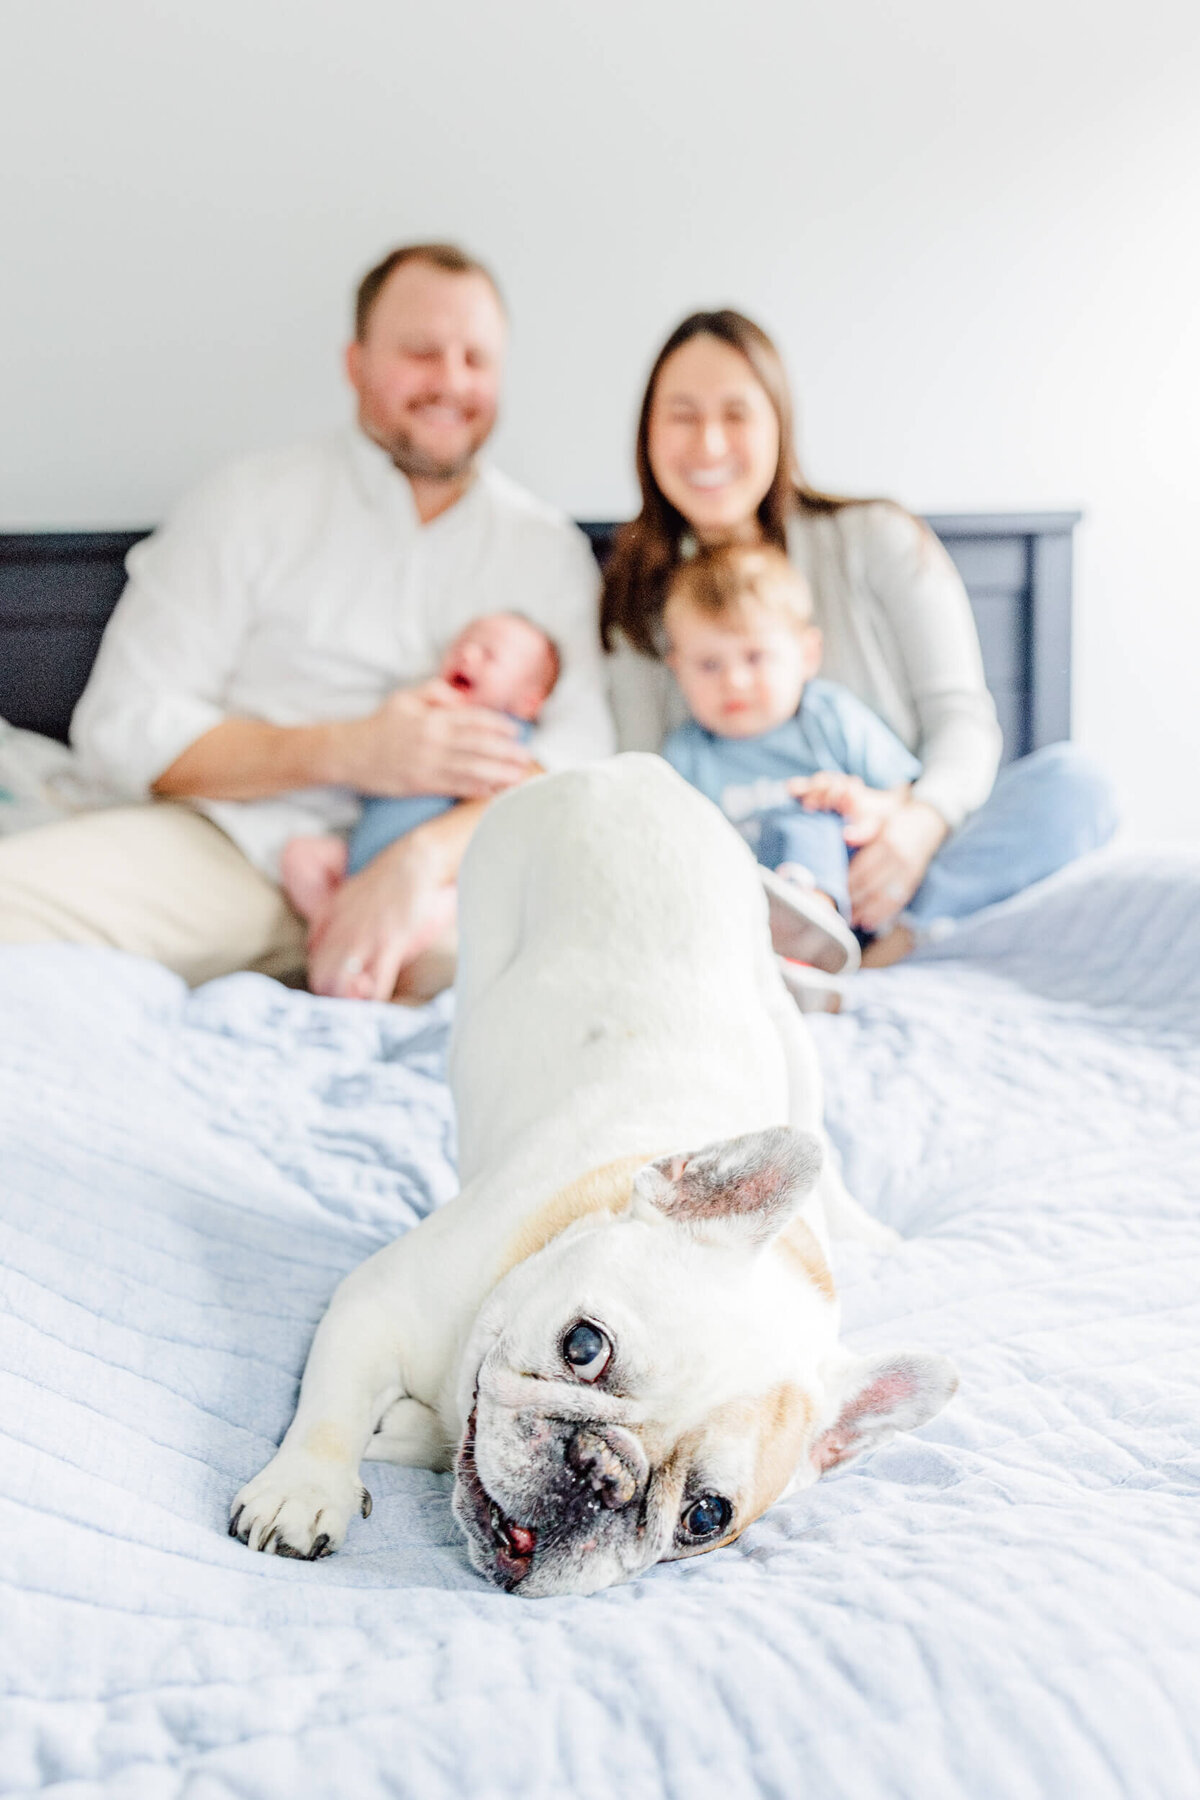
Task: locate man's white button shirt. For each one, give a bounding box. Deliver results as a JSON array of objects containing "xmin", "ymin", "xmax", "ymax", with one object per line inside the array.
[{"xmin": 71, "ymin": 428, "xmax": 615, "ymax": 875}]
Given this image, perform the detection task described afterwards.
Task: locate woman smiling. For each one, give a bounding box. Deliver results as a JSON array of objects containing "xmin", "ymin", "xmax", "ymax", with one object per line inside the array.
[{"xmin": 602, "ymin": 310, "xmax": 1116, "ymax": 964}]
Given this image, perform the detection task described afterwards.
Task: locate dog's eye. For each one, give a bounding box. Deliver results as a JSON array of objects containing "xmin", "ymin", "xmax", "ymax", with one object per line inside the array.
[
  {"xmin": 680, "ymin": 1495, "xmax": 732, "ymax": 1541},
  {"xmin": 561, "ymin": 1320, "xmax": 612, "ymax": 1382}
]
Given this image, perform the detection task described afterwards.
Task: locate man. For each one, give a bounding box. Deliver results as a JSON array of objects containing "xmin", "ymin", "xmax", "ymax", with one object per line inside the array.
[{"xmin": 0, "ymin": 244, "xmax": 614, "ymax": 998}]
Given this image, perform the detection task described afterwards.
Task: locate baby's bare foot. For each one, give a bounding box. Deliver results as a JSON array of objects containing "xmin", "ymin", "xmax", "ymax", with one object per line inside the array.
[{"xmin": 281, "ymin": 836, "xmax": 350, "ymax": 928}]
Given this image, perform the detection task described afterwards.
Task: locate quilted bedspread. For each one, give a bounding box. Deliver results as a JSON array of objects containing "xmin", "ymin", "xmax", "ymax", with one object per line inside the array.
[{"xmin": 2, "ymin": 845, "xmax": 1198, "ymax": 1799}]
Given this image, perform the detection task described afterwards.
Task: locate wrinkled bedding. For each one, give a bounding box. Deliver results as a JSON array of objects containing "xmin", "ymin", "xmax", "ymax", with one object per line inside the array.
[{"xmin": 2, "ymin": 845, "xmax": 1198, "ymax": 1799}]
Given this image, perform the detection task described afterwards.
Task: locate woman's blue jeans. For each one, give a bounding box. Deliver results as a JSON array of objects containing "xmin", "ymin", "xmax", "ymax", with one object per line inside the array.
[{"xmin": 757, "ymin": 743, "xmax": 1117, "ymax": 929}]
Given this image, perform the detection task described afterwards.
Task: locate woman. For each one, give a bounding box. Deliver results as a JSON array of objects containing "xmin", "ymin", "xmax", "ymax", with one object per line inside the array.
[{"xmin": 602, "ymin": 309, "xmax": 1116, "ymax": 966}]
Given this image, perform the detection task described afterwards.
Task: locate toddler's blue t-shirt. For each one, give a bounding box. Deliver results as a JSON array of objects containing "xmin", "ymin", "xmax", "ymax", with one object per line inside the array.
[{"xmin": 661, "ymin": 678, "xmax": 921, "ymax": 825}]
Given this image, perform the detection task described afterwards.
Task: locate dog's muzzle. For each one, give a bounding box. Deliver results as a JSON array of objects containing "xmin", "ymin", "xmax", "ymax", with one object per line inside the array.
[{"xmin": 453, "ymin": 1406, "xmax": 649, "ymax": 1591}]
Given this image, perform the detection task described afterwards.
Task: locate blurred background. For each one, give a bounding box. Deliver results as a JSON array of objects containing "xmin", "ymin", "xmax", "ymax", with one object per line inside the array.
[{"xmin": 2, "ymin": 0, "xmax": 1198, "ymax": 839}]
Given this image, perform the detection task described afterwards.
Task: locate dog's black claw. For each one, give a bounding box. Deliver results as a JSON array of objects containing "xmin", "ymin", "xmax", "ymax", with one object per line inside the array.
[
  {"xmin": 228, "ymin": 1507, "xmax": 243, "ymax": 1539},
  {"xmin": 274, "ymin": 1540, "xmax": 308, "ymax": 1560},
  {"xmin": 309, "ymin": 1533, "xmax": 331, "ymax": 1560},
  {"xmin": 360, "ymin": 1488, "xmax": 373, "ymax": 1519}
]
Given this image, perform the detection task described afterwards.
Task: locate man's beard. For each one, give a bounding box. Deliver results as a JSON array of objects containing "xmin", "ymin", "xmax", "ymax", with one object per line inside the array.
[{"xmin": 380, "ymin": 421, "xmax": 489, "ymax": 484}]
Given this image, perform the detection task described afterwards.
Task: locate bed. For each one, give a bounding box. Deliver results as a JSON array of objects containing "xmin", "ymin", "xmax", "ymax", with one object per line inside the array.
[{"xmin": 2, "ymin": 518, "xmax": 1198, "ymax": 1798}]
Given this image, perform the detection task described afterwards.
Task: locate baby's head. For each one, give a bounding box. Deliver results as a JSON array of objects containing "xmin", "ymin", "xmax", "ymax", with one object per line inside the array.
[
  {"xmin": 663, "ymin": 544, "xmax": 821, "ymax": 739},
  {"xmin": 440, "ymin": 613, "xmax": 560, "ymax": 721}
]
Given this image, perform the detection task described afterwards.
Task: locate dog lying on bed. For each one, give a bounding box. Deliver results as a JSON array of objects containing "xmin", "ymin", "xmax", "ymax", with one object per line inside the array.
[{"xmin": 230, "ymin": 755, "xmax": 956, "ymax": 1595}]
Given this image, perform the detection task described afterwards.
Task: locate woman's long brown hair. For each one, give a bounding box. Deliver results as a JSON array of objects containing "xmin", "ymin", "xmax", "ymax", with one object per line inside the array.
[{"xmin": 600, "ymin": 310, "xmax": 870, "ymax": 655}]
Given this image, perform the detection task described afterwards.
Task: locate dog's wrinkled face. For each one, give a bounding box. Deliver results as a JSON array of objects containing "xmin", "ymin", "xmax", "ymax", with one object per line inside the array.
[{"xmin": 451, "ymin": 1128, "xmax": 957, "ymax": 1596}]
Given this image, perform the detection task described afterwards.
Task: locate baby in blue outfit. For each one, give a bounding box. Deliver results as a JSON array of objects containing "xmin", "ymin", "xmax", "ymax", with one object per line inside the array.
[
  {"xmin": 660, "ymin": 544, "xmax": 921, "ymax": 974},
  {"xmin": 282, "ymin": 612, "xmax": 559, "ymax": 934}
]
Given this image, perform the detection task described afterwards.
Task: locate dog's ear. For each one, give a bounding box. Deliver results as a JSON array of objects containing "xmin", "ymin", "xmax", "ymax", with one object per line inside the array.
[
  {"xmin": 810, "ymin": 1350, "xmax": 958, "ymax": 1474},
  {"xmin": 629, "ymin": 1127, "xmax": 824, "ymax": 1250}
]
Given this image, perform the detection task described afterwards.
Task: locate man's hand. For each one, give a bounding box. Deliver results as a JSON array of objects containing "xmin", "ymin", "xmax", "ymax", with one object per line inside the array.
[
  {"xmin": 845, "ymin": 799, "xmax": 948, "ymax": 933},
  {"xmin": 152, "ymin": 680, "xmax": 532, "ymax": 804},
  {"xmin": 787, "ymin": 773, "xmax": 909, "ymax": 846},
  {"xmin": 305, "ymin": 830, "xmax": 457, "ymax": 1001},
  {"xmin": 338, "ymin": 680, "xmax": 533, "ymax": 800},
  {"xmin": 305, "ymin": 791, "xmax": 509, "ymax": 1001}
]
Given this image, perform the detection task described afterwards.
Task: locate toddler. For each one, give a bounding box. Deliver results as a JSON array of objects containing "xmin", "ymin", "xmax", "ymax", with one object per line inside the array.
[
  {"xmin": 660, "ymin": 543, "xmax": 922, "ymax": 987},
  {"xmin": 282, "ymin": 612, "xmax": 559, "ymax": 930}
]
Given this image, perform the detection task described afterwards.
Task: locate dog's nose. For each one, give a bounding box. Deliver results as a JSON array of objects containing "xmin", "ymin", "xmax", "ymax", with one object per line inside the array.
[{"xmin": 564, "ymin": 1425, "xmax": 646, "ymax": 1510}]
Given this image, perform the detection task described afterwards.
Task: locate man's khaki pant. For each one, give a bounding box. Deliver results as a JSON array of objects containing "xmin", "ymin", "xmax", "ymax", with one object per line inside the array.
[{"xmin": 0, "ymin": 803, "xmax": 306, "ymax": 986}]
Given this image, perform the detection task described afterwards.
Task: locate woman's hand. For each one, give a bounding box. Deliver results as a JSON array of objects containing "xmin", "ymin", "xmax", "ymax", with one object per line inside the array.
[{"xmin": 846, "ymin": 798, "xmax": 948, "ymax": 933}]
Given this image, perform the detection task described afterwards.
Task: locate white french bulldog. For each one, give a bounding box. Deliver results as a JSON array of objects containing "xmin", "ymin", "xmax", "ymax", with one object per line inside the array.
[{"xmin": 230, "ymin": 755, "xmax": 956, "ymax": 1596}]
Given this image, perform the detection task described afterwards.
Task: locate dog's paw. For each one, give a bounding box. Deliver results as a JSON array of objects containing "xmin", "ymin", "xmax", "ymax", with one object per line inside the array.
[{"xmin": 228, "ymin": 1452, "xmax": 372, "ymax": 1560}]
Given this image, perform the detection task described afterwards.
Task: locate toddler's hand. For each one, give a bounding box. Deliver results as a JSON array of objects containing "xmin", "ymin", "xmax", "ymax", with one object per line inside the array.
[
  {"xmin": 788, "ymin": 773, "xmax": 907, "ymax": 847},
  {"xmin": 788, "ymin": 772, "xmax": 867, "ymax": 817}
]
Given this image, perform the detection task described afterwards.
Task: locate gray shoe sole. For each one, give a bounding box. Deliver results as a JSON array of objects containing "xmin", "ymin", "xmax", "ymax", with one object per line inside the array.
[{"xmin": 760, "ymin": 867, "xmax": 862, "ymax": 974}]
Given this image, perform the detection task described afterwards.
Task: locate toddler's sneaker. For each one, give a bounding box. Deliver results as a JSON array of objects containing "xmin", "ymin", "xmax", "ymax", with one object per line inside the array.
[{"xmin": 760, "ymin": 865, "xmax": 861, "ymax": 975}]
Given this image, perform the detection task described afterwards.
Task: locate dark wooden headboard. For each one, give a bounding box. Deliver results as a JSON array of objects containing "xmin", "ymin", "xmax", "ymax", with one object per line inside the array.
[{"xmin": 0, "ymin": 513, "xmax": 1079, "ymax": 761}]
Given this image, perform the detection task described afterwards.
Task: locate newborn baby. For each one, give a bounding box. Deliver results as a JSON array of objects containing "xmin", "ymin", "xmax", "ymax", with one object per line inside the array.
[{"xmin": 282, "ymin": 611, "xmax": 559, "ymax": 937}]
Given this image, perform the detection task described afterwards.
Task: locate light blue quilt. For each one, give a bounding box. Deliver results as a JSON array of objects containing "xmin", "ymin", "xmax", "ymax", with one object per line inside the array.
[{"xmin": 2, "ymin": 847, "xmax": 1198, "ymax": 1799}]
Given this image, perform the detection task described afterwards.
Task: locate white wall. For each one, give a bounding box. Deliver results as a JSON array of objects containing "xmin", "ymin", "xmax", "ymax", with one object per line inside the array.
[{"xmin": 3, "ymin": 0, "xmax": 1199, "ymax": 839}]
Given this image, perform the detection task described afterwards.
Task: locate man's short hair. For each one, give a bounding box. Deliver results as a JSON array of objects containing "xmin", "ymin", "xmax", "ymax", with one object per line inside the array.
[{"xmin": 354, "ymin": 242, "xmax": 505, "ymax": 340}]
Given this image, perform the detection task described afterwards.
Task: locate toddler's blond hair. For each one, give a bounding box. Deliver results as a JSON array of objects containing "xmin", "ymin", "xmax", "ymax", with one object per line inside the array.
[{"xmin": 663, "ymin": 543, "xmax": 814, "ymax": 640}]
